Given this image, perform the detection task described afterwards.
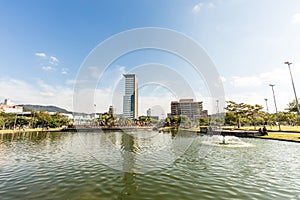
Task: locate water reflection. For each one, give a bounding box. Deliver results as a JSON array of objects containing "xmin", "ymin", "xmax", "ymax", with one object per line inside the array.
[
  {"xmin": 0, "ymin": 131, "xmax": 66, "ymax": 143},
  {"xmin": 0, "ymin": 131, "xmax": 299, "ymax": 200},
  {"xmin": 72, "ymin": 129, "xmax": 198, "ymax": 174},
  {"xmin": 121, "ymin": 133, "xmax": 139, "ymax": 172}
]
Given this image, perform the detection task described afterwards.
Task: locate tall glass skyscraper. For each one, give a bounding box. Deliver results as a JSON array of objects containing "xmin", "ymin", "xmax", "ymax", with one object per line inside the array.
[{"xmin": 123, "ymin": 74, "xmax": 138, "ymax": 119}]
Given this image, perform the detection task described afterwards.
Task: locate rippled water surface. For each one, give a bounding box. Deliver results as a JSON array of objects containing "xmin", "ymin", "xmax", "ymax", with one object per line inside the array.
[{"xmin": 0, "ymin": 131, "xmax": 299, "ymax": 200}]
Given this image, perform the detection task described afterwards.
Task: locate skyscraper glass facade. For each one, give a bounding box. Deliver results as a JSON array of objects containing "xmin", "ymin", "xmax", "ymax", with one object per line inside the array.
[{"xmin": 123, "ymin": 74, "xmax": 138, "ymax": 119}]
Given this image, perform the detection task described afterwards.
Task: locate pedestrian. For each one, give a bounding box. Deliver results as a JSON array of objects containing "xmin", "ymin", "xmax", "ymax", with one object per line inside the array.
[{"xmin": 263, "ymin": 126, "xmax": 268, "ymax": 136}]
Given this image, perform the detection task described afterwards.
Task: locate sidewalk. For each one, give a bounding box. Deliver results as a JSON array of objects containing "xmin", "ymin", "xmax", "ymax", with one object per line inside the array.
[{"xmin": 0, "ymin": 128, "xmax": 63, "ymax": 134}]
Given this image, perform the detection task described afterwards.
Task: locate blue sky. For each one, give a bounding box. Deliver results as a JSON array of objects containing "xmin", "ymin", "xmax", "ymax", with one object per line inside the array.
[{"xmin": 1, "ymin": 0, "xmax": 300, "ymax": 115}]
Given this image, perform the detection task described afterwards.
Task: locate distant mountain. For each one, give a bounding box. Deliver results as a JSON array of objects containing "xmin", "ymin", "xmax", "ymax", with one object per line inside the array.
[{"xmin": 18, "ymin": 104, "xmax": 72, "ymax": 114}]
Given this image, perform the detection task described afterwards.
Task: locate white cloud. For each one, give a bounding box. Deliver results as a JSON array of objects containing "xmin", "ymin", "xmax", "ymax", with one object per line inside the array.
[
  {"xmin": 35, "ymin": 52, "xmax": 46, "ymax": 58},
  {"xmin": 208, "ymin": 2, "xmax": 215, "ymax": 8},
  {"xmin": 192, "ymin": 2, "xmax": 214, "ymax": 13},
  {"xmin": 66, "ymin": 79, "xmax": 76, "ymax": 85},
  {"xmin": 0, "ymin": 78, "xmax": 40, "ymax": 107},
  {"xmin": 35, "ymin": 52, "xmax": 60, "ymax": 69},
  {"xmin": 226, "ymin": 65, "xmax": 300, "ymax": 111},
  {"xmin": 224, "ymin": 91, "xmax": 294, "ymax": 114},
  {"xmin": 0, "ymin": 77, "xmax": 73, "ymax": 111},
  {"xmin": 231, "ymin": 75, "xmax": 263, "ymax": 87},
  {"xmin": 225, "ymin": 92, "xmax": 267, "ymax": 110},
  {"xmin": 42, "ymin": 66, "xmax": 55, "ymax": 71},
  {"xmin": 50, "ymin": 56, "xmax": 59, "ymax": 64},
  {"xmin": 73, "ymin": 87, "xmax": 115, "ymax": 113},
  {"xmin": 88, "ymin": 66, "xmax": 102, "ymax": 79},
  {"xmin": 230, "ymin": 67, "xmax": 290, "ymax": 88},
  {"xmin": 40, "ymin": 92, "xmax": 54, "ymax": 97},
  {"xmin": 61, "ymin": 68, "xmax": 68, "ymax": 75},
  {"xmin": 117, "ymin": 65, "xmax": 126, "ymax": 74},
  {"xmin": 291, "ymin": 13, "xmax": 300, "ymax": 24},
  {"xmin": 138, "ymin": 95, "xmax": 173, "ymax": 118},
  {"xmin": 192, "ymin": 3, "xmax": 203, "ymax": 13},
  {"xmin": 37, "ymin": 79, "xmax": 58, "ymax": 94},
  {"xmin": 220, "ymin": 76, "xmax": 226, "ymax": 82}
]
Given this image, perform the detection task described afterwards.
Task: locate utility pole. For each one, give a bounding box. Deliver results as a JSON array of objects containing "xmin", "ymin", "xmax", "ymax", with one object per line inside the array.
[{"xmin": 269, "ymin": 84, "xmax": 281, "ymax": 131}]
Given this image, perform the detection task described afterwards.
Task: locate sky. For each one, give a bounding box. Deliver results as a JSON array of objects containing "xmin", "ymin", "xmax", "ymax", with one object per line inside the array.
[{"xmin": 1, "ymin": 0, "xmax": 300, "ymax": 116}]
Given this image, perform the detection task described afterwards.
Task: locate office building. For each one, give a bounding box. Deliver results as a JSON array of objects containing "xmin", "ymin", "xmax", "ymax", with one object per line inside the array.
[
  {"xmin": 170, "ymin": 99, "xmax": 207, "ymax": 121},
  {"xmin": 147, "ymin": 108, "xmax": 151, "ymax": 117},
  {"xmin": 123, "ymin": 74, "xmax": 138, "ymax": 119},
  {"xmin": 108, "ymin": 105, "xmax": 116, "ymax": 117}
]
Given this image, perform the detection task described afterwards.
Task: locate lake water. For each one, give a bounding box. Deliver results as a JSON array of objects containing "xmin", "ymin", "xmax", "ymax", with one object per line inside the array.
[{"xmin": 0, "ymin": 130, "xmax": 299, "ymax": 200}]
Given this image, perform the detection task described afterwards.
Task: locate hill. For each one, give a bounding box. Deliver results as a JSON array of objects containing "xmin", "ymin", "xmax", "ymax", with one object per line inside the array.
[{"xmin": 18, "ymin": 104, "xmax": 72, "ymax": 114}]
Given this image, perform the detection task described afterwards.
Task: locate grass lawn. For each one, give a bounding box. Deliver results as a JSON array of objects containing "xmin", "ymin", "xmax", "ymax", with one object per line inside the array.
[
  {"xmin": 188, "ymin": 125, "xmax": 300, "ymax": 133},
  {"xmin": 189, "ymin": 126, "xmax": 300, "ymax": 142},
  {"xmin": 223, "ymin": 125, "xmax": 300, "ymax": 132},
  {"xmin": 258, "ymin": 132, "xmax": 300, "ymax": 142}
]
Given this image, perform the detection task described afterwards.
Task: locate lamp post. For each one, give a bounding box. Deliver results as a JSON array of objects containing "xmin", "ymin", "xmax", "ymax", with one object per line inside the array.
[
  {"xmin": 94, "ymin": 104, "xmax": 97, "ymax": 126},
  {"xmin": 216, "ymin": 100, "xmax": 220, "ymax": 128},
  {"xmin": 269, "ymin": 84, "xmax": 281, "ymax": 131},
  {"xmin": 13, "ymin": 112, "xmax": 17, "ymax": 130},
  {"xmin": 284, "ymin": 61, "xmax": 300, "ymax": 115},
  {"xmin": 264, "ymin": 98, "xmax": 270, "ymax": 125}
]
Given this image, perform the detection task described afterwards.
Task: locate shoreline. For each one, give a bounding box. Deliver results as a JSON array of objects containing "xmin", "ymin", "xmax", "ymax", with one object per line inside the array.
[
  {"xmin": 1, "ymin": 127, "xmax": 299, "ymax": 143},
  {"xmin": 0, "ymin": 127, "xmax": 63, "ymax": 134},
  {"xmin": 0, "ymin": 126, "xmax": 154, "ymax": 134}
]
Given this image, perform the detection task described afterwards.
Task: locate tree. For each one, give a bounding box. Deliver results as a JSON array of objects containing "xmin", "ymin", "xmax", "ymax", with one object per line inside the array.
[
  {"xmin": 0, "ymin": 112, "xmax": 15, "ymax": 129},
  {"xmin": 224, "ymin": 101, "xmax": 263, "ymax": 128},
  {"xmin": 277, "ymin": 112, "xmax": 300, "ymax": 126},
  {"xmin": 100, "ymin": 112, "xmax": 117, "ymax": 126},
  {"xmin": 0, "ymin": 111, "xmax": 70, "ymax": 129},
  {"xmin": 138, "ymin": 116, "xmax": 153, "ymax": 126},
  {"xmin": 225, "ymin": 111, "xmax": 237, "ymax": 126},
  {"xmin": 100, "ymin": 112, "xmax": 110, "ymax": 126},
  {"xmin": 245, "ymin": 104, "xmax": 263, "ymax": 129},
  {"xmin": 286, "ymin": 98, "xmax": 300, "ymax": 112},
  {"xmin": 199, "ymin": 117, "xmax": 209, "ymax": 126},
  {"xmin": 224, "ymin": 101, "xmax": 248, "ymax": 128},
  {"xmin": 164, "ymin": 115, "xmax": 181, "ymax": 127},
  {"xmin": 33, "ymin": 111, "xmax": 70, "ymax": 128},
  {"xmin": 266, "ymin": 113, "xmax": 277, "ymax": 127},
  {"xmin": 15, "ymin": 116, "xmax": 31, "ymax": 127},
  {"xmin": 36, "ymin": 111, "xmax": 52, "ymax": 127},
  {"xmin": 179, "ymin": 114, "xmax": 191, "ymax": 128},
  {"xmin": 49, "ymin": 112, "xmax": 70, "ymax": 128}
]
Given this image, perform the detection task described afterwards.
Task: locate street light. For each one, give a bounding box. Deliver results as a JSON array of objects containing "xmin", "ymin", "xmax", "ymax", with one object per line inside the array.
[
  {"xmin": 94, "ymin": 104, "xmax": 97, "ymax": 126},
  {"xmin": 269, "ymin": 84, "xmax": 281, "ymax": 131},
  {"xmin": 216, "ymin": 100, "xmax": 220, "ymax": 114},
  {"xmin": 264, "ymin": 98, "xmax": 270, "ymax": 125},
  {"xmin": 284, "ymin": 61, "xmax": 300, "ymax": 115},
  {"xmin": 216, "ymin": 99, "xmax": 221, "ymax": 128},
  {"xmin": 264, "ymin": 98, "xmax": 269, "ymax": 112}
]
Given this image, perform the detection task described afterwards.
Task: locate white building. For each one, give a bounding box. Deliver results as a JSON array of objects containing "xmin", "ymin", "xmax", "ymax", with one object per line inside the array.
[
  {"xmin": 73, "ymin": 114, "xmax": 93, "ymax": 125},
  {"xmin": 123, "ymin": 74, "xmax": 138, "ymax": 119},
  {"xmin": 0, "ymin": 98, "xmax": 23, "ymax": 113}
]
